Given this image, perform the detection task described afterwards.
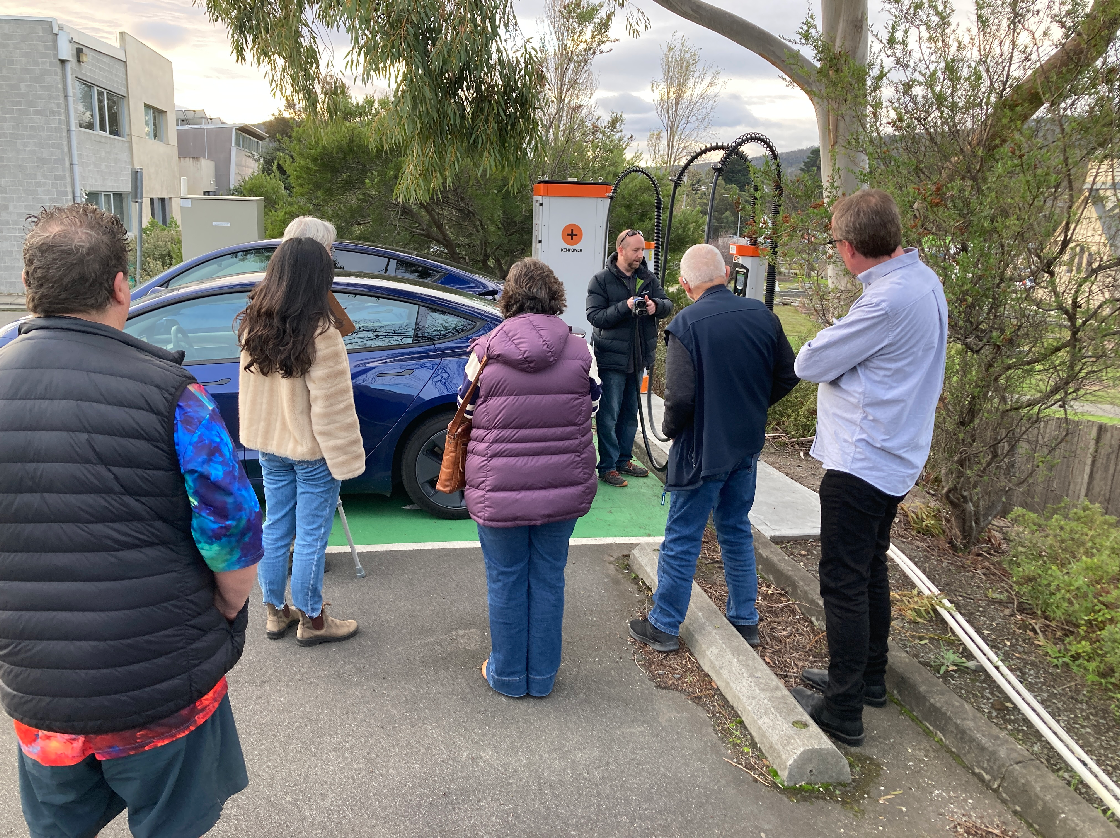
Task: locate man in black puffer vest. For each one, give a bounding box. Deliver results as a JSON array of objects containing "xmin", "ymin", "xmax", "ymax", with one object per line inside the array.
[
  {"xmin": 586, "ymin": 229, "xmax": 672, "ymax": 487},
  {"xmin": 0, "ymin": 204, "xmax": 263, "ymax": 837}
]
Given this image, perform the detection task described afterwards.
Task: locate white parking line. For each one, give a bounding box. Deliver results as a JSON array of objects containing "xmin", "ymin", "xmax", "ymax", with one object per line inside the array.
[{"xmin": 325, "ymin": 536, "xmax": 664, "ymax": 553}]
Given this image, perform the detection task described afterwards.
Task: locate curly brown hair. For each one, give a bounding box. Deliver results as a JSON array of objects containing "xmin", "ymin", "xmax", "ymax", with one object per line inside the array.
[
  {"xmin": 22, "ymin": 203, "xmax": 129, "ymax": 316},
  {"xmin": 499, "ymin": 258, "xmax": 566, "ymax": 319}
]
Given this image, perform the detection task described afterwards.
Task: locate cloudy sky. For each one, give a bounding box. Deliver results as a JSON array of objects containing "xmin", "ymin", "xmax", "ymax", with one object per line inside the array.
[{"xmin": 0, "ymin": 1, "xmax": 895, "ymax": 153}]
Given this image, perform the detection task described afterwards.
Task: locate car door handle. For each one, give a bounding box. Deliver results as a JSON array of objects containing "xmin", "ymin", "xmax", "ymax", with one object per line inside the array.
[
  {"xmin": 376, "ymin": 369, "xmax": 416, "ymax": 377},
  {"xmin": 199, "ymin": 378, "xmax": 232, "ymax": 386}
]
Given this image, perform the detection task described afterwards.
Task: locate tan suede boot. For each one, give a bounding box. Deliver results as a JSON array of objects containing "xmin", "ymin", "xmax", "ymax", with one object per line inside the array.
[
  {"xmin": 296, "ymin": 604, "xmax": 358, "ymax": 647},
  {"xmin": 265, "ymin": 603, "xmax": 303, "ymax": 639}
]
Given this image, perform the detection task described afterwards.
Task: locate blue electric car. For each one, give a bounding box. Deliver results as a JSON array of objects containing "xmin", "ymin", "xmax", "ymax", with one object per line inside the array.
[
  {"xmin": 0, "ymin": 272, "xmax": 503, "ymax": 518},
  {"xmin": 132, "ymin": 240, "xmax": 502, "ymax": 300}
]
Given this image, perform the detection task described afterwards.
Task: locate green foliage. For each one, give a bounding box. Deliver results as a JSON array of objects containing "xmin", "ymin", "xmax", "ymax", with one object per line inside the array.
[
  {"xmin": 203, "ymin": 0, "xmax": 545, "ymax": 202},
  {"xmin": 932, "ymin": 644, "xmax": 971, "ymax": 675},
  {"xmin": 233, "ymin": 168, "xmax": 303, "ymax": 238},
  {"xmin": 128, "ymin": 217, "xmax": 182, "ymax": 284},
  {"xmin": 802, "ymin": 0, "xmax": 1120, "ymax": 548},
  {"xmin": 1006, "ymin": 502, "xmax": 1120, "ymax": 700},
  {"xmin": 766, "ymin": 380, "xmax": 817, "ymax": 439}
]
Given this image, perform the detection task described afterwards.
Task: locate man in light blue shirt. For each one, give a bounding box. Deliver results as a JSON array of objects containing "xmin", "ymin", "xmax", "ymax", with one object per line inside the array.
[{"xmin": 790, "ymin": 189, "xmax": 948, "ymax": 747}]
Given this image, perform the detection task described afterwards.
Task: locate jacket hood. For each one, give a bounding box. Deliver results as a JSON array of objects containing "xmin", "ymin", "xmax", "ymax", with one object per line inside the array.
[{"xmin": 482, "ymin": 313, "xmax": 572, "ymax": 373}]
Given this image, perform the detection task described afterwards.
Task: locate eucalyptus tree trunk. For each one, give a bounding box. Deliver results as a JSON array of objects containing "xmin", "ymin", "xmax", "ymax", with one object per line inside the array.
[{"xmin": 651, "ymin": 0, "xmax": 868, "ymax": 286}]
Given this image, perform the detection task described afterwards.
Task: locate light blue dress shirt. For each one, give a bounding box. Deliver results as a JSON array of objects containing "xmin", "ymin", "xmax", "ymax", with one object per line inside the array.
[{"xmin": 794, "ymin": 248, "xmax": 948, "ymax": 497}]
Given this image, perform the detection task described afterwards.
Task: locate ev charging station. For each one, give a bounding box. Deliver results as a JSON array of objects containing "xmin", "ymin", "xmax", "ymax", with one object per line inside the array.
[
  {"xmin": 729, "ymin": 239, "xmax": 765, "ymax": 300},
  {"xmin": 532, "ymin": 181, "xmax": 612, "ymax": 337}
]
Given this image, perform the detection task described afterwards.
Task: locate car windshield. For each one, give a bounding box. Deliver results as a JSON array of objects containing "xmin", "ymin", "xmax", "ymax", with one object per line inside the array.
[{"xmin": 165, "ymin": 249, "xmax": 275, "ymax": 289}]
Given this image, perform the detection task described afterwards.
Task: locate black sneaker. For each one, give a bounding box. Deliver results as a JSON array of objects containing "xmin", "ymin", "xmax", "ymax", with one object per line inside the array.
[
  {"xmin": 629, "ymin": 618, "xmax": 680, "ymax": 652},
  {"xmin": 790, "ymin": 686, "xmax": 865, "ymax": 747},
  {"xmin": 600, "ymin": 470, "xmax": 628, "ymax": 487},
  {"xmin": 618, "ymin": 460, "xmax": 650, "ymax": 478},
  {"xmin": 800, "ymin": 669, "xmax": 888, "ymax": 708},
  {"xmin": 733, "ymin": 623, "xmax": 760, "ymax": 647}
]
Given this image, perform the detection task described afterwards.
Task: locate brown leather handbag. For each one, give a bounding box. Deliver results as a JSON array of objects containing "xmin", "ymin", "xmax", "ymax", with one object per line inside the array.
[{"xmin": 436, "ymin": 356, "xmax": 489, "ymax": 494}]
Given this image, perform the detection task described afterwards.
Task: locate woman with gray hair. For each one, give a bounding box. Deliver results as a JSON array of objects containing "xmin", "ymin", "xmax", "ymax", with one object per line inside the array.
[
  {"xmin": 283, "ymin": 216, "xmax": 337, "ymax": 249},
  {"xmin": 279, "ymin": 216, "xmax": 354, "ymax": 335}
]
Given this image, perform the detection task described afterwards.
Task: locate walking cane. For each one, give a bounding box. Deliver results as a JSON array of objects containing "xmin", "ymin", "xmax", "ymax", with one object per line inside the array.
[{"xmin": 336, "ymin": 498, "xmax": 365, "ymax": 578}]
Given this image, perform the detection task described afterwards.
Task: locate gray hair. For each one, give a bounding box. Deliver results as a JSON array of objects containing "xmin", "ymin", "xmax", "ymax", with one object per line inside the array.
[
  {"xmin": 283, "ymin": 216, "xmax": 336, "ymax": 248},
  {"xmin": 679, "ymin": 243, "xmax": 726, "ymax": 287}
]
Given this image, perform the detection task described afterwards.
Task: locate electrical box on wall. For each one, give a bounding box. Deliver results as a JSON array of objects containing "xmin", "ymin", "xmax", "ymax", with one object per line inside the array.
[{"xmin": 532, "ymin": 181, "xmax": 612, "ymax": 337}]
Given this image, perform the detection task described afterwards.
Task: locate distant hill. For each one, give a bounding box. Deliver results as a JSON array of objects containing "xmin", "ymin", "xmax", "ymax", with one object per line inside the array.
[
  {"xmin": 686, "ymin": 145, "xmax": 819, "ymax": 178},
  {"xmin": 750, "ymin": 145, "xmax": 816, "ymax": 175}
]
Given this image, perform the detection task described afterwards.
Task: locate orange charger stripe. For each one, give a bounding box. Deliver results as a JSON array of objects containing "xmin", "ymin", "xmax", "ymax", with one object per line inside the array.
[{"xmin": 533, "ymin": 183, "xmax": 613, "ymax": 198}]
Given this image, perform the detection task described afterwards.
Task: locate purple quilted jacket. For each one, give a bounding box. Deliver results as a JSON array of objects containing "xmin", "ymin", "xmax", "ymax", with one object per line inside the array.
[{"xmin": 465, "ymin": 313, "xmax": 597, "ymax": 528}]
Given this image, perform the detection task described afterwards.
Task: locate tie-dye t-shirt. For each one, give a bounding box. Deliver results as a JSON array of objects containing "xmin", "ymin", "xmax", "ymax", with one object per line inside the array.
[{"xmin": 15, "ymin": 383, "xmax": 263, "ymax": 765}]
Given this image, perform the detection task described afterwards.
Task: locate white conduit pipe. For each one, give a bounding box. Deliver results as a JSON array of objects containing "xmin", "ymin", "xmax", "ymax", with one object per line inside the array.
[{"xmin": 887, "ymin": 543, "xmax": 1120, "ymax": 814}]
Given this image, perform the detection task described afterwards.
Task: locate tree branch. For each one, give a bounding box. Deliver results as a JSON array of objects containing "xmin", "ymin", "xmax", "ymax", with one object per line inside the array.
[
  {"xmin": 649, "ymin": 0, "xmax": 820, "ymax": 96},
  {"xmin": 981, "ymin": 0, "xmax": 1120, "ymax": 153}
]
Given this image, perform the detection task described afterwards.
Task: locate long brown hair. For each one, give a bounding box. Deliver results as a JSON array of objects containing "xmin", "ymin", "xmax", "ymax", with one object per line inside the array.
[{"xmin": 236, "ymin": 237, "xmax": 338, "ymax": 378}]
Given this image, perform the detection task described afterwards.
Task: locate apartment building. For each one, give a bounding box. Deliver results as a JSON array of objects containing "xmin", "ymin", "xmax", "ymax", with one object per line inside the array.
[
  {"xmin": 0, "ymin": 17, "xmax": 180, "ymax": 293},
  {"xmin": 176, "ymin": 109, "xmax": 266, "ymax": 194}
]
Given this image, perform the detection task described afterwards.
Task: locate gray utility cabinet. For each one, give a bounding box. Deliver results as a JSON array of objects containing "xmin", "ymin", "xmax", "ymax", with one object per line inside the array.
[{"xmin": 180, "ymin": 195, "xmax": 264, "ymax": 261}]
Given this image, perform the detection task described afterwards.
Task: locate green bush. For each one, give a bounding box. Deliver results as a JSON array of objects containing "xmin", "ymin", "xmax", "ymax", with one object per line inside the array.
[
  {"xmin": 1005, "ymin": 501, "xmax": 1120, "ymax": 701},
  {"xmin": 766, "ymin": 380, "xmax": 817, "ymax": 439},
  {"xmin": 129, "ymin": 217, "xmax": 183, "ymax": 284}
]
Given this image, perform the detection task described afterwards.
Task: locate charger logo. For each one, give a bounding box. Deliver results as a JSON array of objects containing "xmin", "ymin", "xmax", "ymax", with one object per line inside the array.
[{"xmin": 561, "ymin": 224, "xmax": 583, "ymax": 246}]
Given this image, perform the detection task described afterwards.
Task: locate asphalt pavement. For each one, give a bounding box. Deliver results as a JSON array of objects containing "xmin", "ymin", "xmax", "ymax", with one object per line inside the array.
[{"xmin": 0, "ymin": 542, "xmax": 1029, "ymax": 837}]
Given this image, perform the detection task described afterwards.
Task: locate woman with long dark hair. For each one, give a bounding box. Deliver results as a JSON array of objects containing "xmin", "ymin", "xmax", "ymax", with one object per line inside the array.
[{"xmin": 237, "ymin": 237, "xmax": 365, "ymax": 646}]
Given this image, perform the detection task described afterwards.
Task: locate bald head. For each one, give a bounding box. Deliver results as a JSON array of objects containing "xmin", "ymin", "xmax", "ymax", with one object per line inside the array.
[{"xmin": 679, "ymin": 244, "xmax": 729, "ymax": 301}]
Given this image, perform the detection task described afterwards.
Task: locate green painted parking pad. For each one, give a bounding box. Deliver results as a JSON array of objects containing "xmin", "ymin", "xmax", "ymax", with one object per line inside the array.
[{"xmin": 329, "ymin": 472, "xmax": 668, "ymax": 546}]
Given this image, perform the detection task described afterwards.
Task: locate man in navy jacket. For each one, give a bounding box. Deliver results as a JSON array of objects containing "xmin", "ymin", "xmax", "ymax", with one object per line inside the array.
[{"xmin": 630, "ymin": 244, "xmax": 798, "ymax": 653}]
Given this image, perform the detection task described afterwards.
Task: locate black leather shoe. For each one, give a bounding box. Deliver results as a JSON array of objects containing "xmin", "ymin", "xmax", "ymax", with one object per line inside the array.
[
  {"xmin": 629, "ymin": 618, "xmax": 680, "ymax": 652},
  {"xmin": 790, "ymin": 687, "xmax": 865, "ymax": 747},
  {"xmin": 800, "ymin": 668, "xmax": 888, "ymax": 708},
  {"xmin": 733, "ymin": 623, "xmax": 760, "ymax": 647}
]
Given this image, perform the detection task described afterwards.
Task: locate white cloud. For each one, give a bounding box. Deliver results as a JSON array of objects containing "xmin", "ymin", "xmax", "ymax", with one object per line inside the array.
[{"xmin": 5, "ymin": 2, "xmax": 971, "ymax": 150}]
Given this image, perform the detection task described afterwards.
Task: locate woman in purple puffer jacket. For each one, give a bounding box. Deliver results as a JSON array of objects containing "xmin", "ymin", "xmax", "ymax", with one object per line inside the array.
[{"xmin": 457, "ymin": 258, "xmax": 600, "ymax": 698}]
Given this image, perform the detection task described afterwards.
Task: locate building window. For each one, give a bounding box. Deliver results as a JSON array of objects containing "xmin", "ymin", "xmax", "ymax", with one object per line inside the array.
[
  {"xmin": 85, "ymin": 192, "xmax": 130, "ymax": 230},
  {"xmin": 234, "ymin": 130, "xmax": 262, "ymax": 156},
  {"xmin": 149, "ymin": 197, "xmax": 171, "ymax": 226},
  {"xmin": 144, "ymin": 104, "xmax": 166, "ymax": 142},
  {"xmin": 75, "ymin": 80, "xmax": 124, "ymax": 137}
]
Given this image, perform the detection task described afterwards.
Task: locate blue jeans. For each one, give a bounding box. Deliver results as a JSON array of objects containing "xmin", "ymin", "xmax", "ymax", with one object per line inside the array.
[
  {"xmin": 597, "ymin": 369, "xmax": 639, "ymax": 473},
  {"xmin": 649, "ymin": 453, "xmax": 760, "ymax": 636},
  {"xmin": 258, "ymin": 453, "xmax": 341, "ymax": 619},
  {"xmin": 477, "ymin": 518, "xmax": 578, "ymax": 697}
]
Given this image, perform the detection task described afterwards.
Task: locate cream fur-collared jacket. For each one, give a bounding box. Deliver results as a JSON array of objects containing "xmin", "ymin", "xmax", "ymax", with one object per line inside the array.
[{"xmin": 238, "ymin": 327, "xmax": 366, "ymax": 481}]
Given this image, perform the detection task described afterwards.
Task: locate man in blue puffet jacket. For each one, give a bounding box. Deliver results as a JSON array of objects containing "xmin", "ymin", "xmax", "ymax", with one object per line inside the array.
[
  {"xmin": 629, "ymin": 244, "xmax": 799, "ymax": 656},
  {"xmin": 791, "ymin": 189, "xmax": 948, "ymax": 748}
]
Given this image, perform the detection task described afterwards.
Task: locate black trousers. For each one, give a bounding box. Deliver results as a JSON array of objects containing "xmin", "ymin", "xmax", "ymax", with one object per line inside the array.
[{"xmin": 818, "ymin": 470, "xmax": 904, "ymax": 721}]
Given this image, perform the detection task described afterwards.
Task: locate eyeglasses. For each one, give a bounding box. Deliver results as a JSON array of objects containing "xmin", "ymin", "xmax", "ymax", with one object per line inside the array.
[
  {"xmin": 622, "ymin": 229, "xmax": 643, "ymax": 241},
  {"xmin": 825, "ymin": 238, "xmax": 840, "ymax": 247}
]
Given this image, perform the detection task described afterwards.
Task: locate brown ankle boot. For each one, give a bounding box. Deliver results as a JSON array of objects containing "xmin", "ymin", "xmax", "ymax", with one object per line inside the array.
[
  {"xmin": 265, "ymin": 603, "xmax": 302, "ymax": 639},
  {"xmin": 297, "ymin": 604, "xmax": 358, "ymax": 647}
]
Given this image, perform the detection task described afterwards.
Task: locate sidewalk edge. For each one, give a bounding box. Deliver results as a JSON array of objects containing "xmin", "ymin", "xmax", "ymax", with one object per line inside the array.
[
  {"xmin": 751, "ymin": 530, "xmax": 1119, "ymax": 838},
  {"xmin": 629, "ymin": 543, "xmax": 850, "ymax": 787}
]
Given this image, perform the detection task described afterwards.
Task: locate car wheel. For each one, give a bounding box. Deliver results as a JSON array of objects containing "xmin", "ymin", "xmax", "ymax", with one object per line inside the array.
[{"xmin": 401, "ymin": 412, "xmax": 470, "ymax": 520}]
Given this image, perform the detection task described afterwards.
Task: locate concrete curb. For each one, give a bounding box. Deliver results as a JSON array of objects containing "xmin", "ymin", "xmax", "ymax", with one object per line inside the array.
[
  {"xmin": 628, "ymin": 543, "xmax": 850, "ymax": 786},
  {"xmin": 751, "ymin": 531, "xmax": 1119, "ymax": 838}
]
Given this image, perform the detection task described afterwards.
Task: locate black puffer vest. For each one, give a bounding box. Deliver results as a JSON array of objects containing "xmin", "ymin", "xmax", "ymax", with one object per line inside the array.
[{"xmin": 0, "ymin": 317, "xmax": 247, "ymax": 734}]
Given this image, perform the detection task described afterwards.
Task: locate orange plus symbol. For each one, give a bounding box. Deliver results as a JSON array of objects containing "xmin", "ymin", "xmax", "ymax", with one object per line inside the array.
[{"xmin": 561, "ymin": 224, "xmax": 583, "ymax": 245}]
